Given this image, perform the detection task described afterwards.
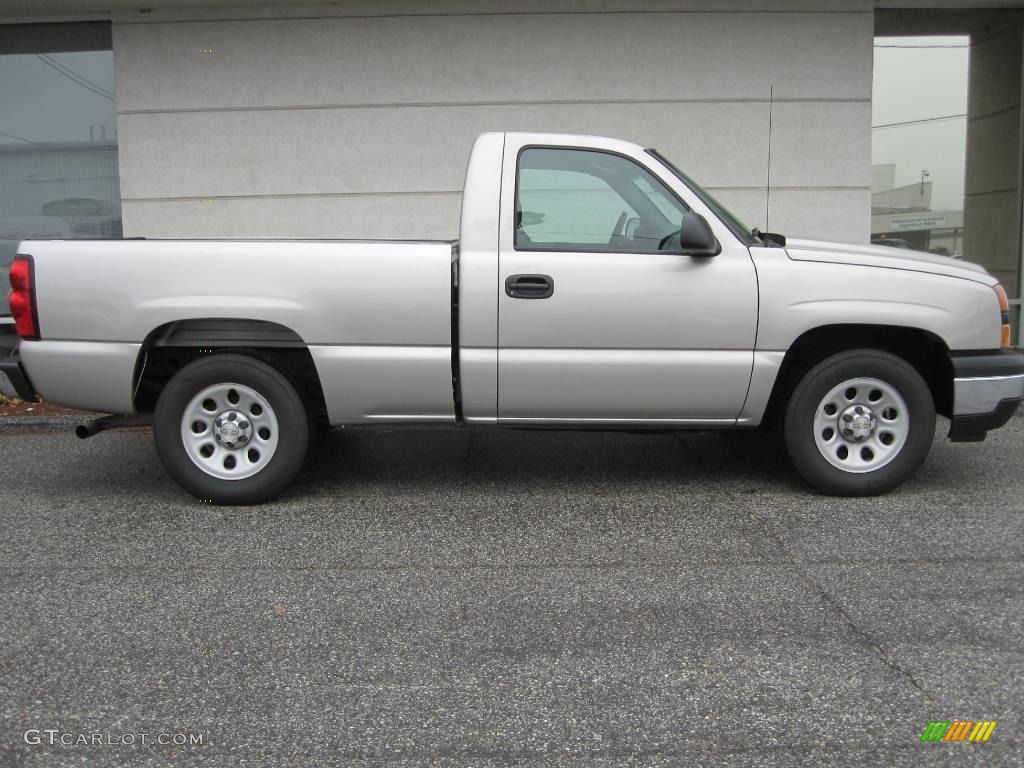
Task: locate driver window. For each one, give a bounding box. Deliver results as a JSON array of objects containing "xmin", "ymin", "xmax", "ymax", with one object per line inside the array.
[{"xmin": 515, "ymin": 147, "xmax": 687, "ymax": 252}]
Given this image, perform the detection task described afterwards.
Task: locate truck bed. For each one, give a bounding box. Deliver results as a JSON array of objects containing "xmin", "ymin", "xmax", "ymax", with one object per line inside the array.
[{"xmin": 16, "ymin": 239, "xmax": 458, "ymax": 423}]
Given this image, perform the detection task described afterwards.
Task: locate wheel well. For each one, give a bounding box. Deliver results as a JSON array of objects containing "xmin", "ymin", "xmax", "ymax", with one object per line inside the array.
[
  {"xmin": 763, "ymin": 324, "xmax": 953, "ymax": 425},
  {"xmin": 133, "ymin": 319, "xmax": 327, "ymax": 421}
]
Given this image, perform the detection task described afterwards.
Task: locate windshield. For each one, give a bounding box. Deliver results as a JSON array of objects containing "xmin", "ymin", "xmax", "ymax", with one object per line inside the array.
[{"xmin": 646, "ymin": 149, "xmax": 755, "ymax": 245}]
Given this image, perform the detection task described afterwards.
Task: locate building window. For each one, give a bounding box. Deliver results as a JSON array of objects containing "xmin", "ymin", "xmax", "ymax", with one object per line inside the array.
[
  {"xmin": 872, "ymin": 17, "xmax": 1024, "ymax": 341},
  {"xmin": 871, "ymin": 35, "xmax": 968, "ymax": 258},
  {"xmin": 0, "ymin": 22, "xmax": 120, "ymax": 277}
]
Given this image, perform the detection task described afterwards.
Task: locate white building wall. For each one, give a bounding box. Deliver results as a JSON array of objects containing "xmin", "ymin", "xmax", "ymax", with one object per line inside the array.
[{"xmin": 112, "ymin": 0, "xmax": 873, "ymax": 243}]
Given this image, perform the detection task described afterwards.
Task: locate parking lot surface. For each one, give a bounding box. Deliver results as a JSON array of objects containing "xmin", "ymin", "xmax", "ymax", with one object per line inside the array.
[{"xmin": 1, "ymin": 415, "xmax": 1022, "ymax": 766}]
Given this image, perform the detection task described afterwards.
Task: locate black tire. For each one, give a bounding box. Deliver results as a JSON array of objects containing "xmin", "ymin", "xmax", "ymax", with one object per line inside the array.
[
  {"xmin": 784, "ymin": 349, "xmax": 935, "ymax": 496},
  {"xmin": 154, "ymin": 354, "xmax": 309, "ymax": 504}
]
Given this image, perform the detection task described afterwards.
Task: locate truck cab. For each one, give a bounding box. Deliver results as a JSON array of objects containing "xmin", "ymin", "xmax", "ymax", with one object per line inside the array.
[{"xmin": 459, "ymin": 132, "xmax": 758, "ymax": 427}]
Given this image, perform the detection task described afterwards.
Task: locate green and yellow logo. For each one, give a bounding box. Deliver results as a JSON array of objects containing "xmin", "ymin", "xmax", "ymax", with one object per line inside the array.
[{"xmin": 921, "ymin": 720, "xmax": 997, "ymax": 742}]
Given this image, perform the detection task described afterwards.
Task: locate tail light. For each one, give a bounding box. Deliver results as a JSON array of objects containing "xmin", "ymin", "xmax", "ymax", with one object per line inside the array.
[
  {"xmin": 8, "ymin": 256, "xmax": 39, "ymax": 340},
  {"xmin": 994, "ymin": 284, "xmax": 1011, "ymax": 348}
]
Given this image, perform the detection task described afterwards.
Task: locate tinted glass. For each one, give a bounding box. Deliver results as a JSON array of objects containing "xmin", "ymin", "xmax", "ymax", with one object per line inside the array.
[
  {"xmin": 515, "ymin": 147, "xmax": 686, "ymax": 252},
  {"xmin": 0, "ymin": 45, "xmax": 121, "ymax": 274},
  {"xmin": 647, "ymin": 149, "xmax": 752, "ymax": 242}
]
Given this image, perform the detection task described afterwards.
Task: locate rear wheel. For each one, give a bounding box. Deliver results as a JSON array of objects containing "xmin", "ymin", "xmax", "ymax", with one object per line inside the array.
[
  {"xmin": 154, "ymin": 354, "xmax": 309, "ymax": 504},
  {"xmin": 784, "ymin": 350, "xmax": 935, "ymax": 496}
]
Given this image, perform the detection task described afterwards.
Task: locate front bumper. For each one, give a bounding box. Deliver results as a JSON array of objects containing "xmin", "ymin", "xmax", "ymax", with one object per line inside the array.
[
  {"xmin": 949, "ymin": 350, "xmax": 1024, "ymax": 441},
  {"xmin": 0, "ymin": 347, "xmax": 37, "ymax": 401}
]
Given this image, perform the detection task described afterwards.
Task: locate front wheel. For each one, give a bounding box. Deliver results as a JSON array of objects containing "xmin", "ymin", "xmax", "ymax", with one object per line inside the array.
[
  {"xmin": 154, "ymin": 354, "xmax": 309, "ymax": 504},
  {"xmin": 784, "ymin": 350, "xmax": 935, "ymax": 496}
]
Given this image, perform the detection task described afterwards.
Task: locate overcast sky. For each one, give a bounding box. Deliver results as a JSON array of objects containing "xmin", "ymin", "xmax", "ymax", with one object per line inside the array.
[{"xmin": 872, "ymin": 36, "xmax": 969, "ymax": 211}]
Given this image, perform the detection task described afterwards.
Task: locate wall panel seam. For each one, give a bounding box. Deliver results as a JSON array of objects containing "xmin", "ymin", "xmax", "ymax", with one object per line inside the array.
[
  {"xmin": 964, "ymin": 187, "xmax": 1020, "ymax": 198},
  {"xmin": 124, "ymin": 191, "xmax": 466, "ymax": 203},
  {"xmin": 123, "ymin": 185, "xmax": 871, "ymax": 204},
  {"xmin": 967, "ymin": 103, "xmax": 1021, "ymax": 123},
  {"xmin": 708, "ymin": 185, "xmax": 870, "ymax": 192},
  {"xmin": 117, "ymin": 97, "xmax": 871, "ymax": 116},
  {"xmin": 113, "ymin": 9, "xmax": 874, "ymax": 27}
]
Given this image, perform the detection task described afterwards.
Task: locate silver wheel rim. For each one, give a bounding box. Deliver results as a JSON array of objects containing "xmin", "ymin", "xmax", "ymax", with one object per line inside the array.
[
  {"xmin": 180, "ymin": 383, "xmax": 280, "ymax": 480},
  {"xmin": 813, "ymin": 377, "xmax": 909, "ymax": 473}
]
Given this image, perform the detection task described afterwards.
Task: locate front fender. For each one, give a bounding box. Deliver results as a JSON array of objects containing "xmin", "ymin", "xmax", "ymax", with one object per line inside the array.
[{"xmin": 753, "ymin": 253, "xmax": 1001, "ymax": 352}]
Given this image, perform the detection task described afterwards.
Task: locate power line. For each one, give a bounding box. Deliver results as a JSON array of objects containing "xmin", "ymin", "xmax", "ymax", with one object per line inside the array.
[
  {"xmin": 37, "ymin": 53, "xmax": 115, "ymax": 99},
  {"xmin": 872, "ymin": 113, "xmax": 967, "ymax": 130},
  {"xmin": 34, "ymin": 54, "xmax": 114, "ymax": 100},
  {"xmin": 38, "ymin": 53, "xmax": 115, "ymax": 98},
  {"xmin": 0, "ymin": 129, "xmax": 48, "ymax": 146}
]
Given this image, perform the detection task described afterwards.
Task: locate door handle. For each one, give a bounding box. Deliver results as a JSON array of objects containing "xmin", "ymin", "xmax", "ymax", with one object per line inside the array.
[{"xmin": 505, "ymin": 274, "xmax": 554, "ymax": 299}]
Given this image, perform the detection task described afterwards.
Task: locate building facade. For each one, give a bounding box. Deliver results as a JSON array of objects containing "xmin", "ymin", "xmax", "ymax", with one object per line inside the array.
[{"xmin": 0, "ymin": 0, "xmax": 1023, "ymax": 333}]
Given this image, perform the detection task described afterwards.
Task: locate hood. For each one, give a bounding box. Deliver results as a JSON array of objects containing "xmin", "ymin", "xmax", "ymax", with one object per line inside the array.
[{"xmin": 783, "ymin": 237, "xmax": 995, "ymax": 285}]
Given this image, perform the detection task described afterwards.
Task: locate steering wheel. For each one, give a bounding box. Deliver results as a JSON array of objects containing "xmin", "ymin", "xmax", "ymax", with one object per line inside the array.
[{"xmin": 610, "ymin": 211, "xmax": 629, "ymax": 242}]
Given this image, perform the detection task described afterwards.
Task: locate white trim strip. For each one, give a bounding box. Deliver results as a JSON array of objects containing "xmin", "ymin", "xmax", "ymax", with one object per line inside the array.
[{"xmin": 954, "ymin": 374, "xmax": 1024, "ymax": 383}]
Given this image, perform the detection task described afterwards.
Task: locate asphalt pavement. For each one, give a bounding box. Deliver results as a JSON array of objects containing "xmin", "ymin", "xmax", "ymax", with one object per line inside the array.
[{"xmin": 0, "ymin": 414, "xmax": 1022, "ymax": 766}]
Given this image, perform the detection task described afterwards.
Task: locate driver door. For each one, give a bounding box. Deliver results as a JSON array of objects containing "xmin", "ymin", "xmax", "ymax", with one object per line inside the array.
[{"xmin": 497, "ymin": 138, "xmax": 758, "ymax": 424}]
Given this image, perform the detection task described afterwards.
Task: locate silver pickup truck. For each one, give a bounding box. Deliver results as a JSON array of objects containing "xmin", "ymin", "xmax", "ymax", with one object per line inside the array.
[{"xmin": 4, "ymin": 132, "xmax": 1023, "ymax": 503}]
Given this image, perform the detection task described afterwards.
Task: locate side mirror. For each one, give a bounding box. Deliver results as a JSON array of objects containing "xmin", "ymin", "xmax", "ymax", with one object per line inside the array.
[{"xmin": 677, "ymin": 211, "xmax": 721, "ymax": 257}]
